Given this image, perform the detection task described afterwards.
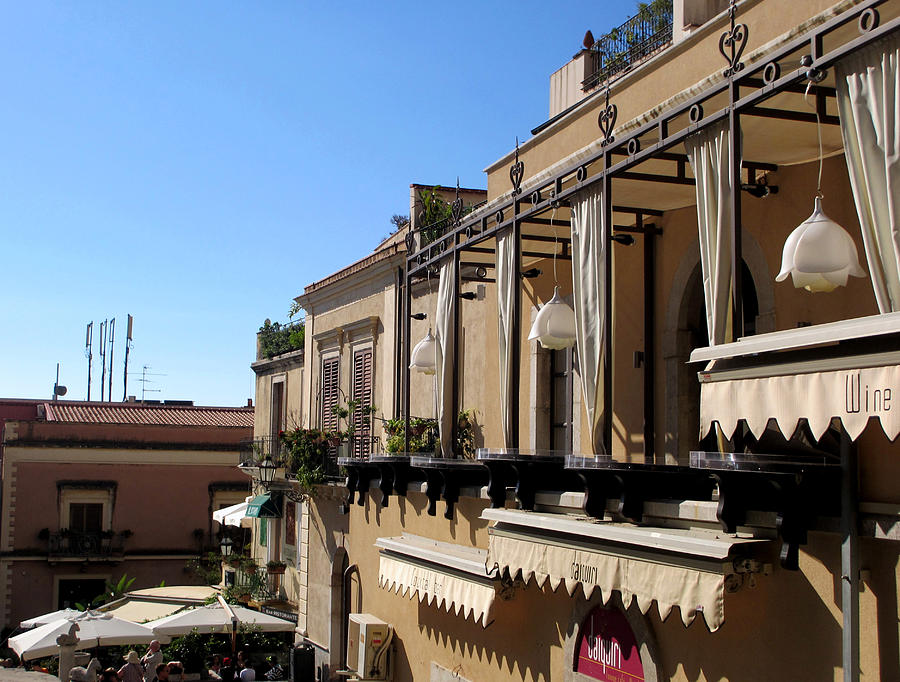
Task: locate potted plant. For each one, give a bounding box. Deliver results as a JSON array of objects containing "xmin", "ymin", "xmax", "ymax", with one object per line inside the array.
[
  {"xmin": 267, "ymin": 560, "xmax": 287, "ymax": 575},
  {"xmin": 242, "ymin": 557, "xmax": 259, "ymax": 574}
]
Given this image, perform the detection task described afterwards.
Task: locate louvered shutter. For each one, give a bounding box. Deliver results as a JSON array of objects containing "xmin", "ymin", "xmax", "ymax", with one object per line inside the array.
[
  {"xmin": 352, "ymin": 348, "xmax": 374, "ymax": 457},
  {"xmin": 321, "ymin": 357, "xmax": 340, "ymax": 431}
]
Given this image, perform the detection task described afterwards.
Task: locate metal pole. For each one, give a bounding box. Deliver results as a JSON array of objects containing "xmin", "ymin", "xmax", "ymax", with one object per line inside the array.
[
  {"xmin": 107, "ymin": 318, "xmax": 116, "ymax": 402},
  {"xmin": 603, "ymin": 164, "xmax": 613, "ymax": 456},
  {"xmin": 511, "ymin": 204, "xmax": 522, "ymax": 449},
  {"xmin": 85, "ymin": 322, "xmax": 93, "ymax": 401},
  {"xmin": 99, "ymin": 320, "xmax": 107, "ymax": 402},
  {"xmin": 403, "ymin": 266, "xmax": 412, "ymax": 453},
  {"xmin": 841, "ymin": 427, "xmax": 859, "ymax": 682},
  {"xmin": 451, "ymin": 248, "xmax": 461, "ymax": 456},
  {"xmin": 729, "ymin": 81, "xmax": 744, "ymax": 342},
  {"xmin": 642, "ymin": 216, "xmax": 656, "ymax": 464}
]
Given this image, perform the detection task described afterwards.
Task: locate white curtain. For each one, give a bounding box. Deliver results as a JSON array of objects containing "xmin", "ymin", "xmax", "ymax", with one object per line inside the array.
[
  {"xmin": 496, "ymin": 230, "xmax": 516, "ymax": 448},
  {"xmin": 434, "ymin": 257, "xmax": 457, "ymax": 458},
  {"xmin": 685, "ymin": 120, "xmax": 734, "ymax": 345},
  {"xmin": 570, "ymin": 187, "xmax": 607, "ymax": 454},
  {"xmin": 836, "ymin": 35, "xmax": 900, "ymax": 313}
]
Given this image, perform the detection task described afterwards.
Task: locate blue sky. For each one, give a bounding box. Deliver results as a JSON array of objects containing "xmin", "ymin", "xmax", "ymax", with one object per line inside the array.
[{"xmin": 1, "ymin": 2, "xmax": 631, "ymax": 406}]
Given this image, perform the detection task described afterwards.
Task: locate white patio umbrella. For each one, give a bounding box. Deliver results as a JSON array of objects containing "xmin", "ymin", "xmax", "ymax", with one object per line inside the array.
[
  {"xmin": 20, "ymin": 608, "xmax": 83, "ymax": 629},
  {"xmin": 145, "ymin": 602, "xmax": 295, "ymax": 636},
  {"xmin": 9, "ymin": 611, "xmax": 164, "ymax": 661}
]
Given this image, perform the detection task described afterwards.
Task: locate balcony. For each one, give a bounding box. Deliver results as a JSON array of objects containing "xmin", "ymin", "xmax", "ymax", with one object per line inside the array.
[
  {"xmin": 46, "ymin": 530, "xmax": 128, "ymax": 561},
  {"xmin": 582, "ymin": 0, "xmax": 673, "ymax": 91},
  {"xmin": 240, "ymin": 434, "xmax": 378, "ymax": 482}
]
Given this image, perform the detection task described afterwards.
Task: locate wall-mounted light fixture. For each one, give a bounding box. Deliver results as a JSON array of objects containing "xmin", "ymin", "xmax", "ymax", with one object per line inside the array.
[
  {"xmin": 521, "ymin": 268, "xmax": 542, "ymax": 279},
  {"xmin": 220, "ymin": 535, "xmax": 233, "ymax": 558},
  {"xmin": 410, "ymin": 312, "xmax": 427, "ymax": 320},
  {"xmin": 610, "ymin": 233, "xmax": 635, "ymax": 246},
  {"xmin": 259, "ymin": 456, "xmax": 276, "ymax": 488}
]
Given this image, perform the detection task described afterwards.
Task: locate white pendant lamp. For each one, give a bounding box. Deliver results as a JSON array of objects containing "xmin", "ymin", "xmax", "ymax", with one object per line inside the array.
[
  {"xmin": 776, "ymin": 196, "xmax": 865, "ymax": 293},
  {"xmin": 528, "ymin": 286, "xmax": 576, "ymax": 349},
  {"xmin": 409, "ymin": 328, "xmax": 437, "ymax": 374}
]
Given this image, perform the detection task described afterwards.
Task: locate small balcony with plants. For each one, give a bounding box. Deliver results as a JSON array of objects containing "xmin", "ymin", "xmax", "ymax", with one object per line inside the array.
[{"xmin": 255, "ymin": 317, "xmax": 304, "ymax": 362}]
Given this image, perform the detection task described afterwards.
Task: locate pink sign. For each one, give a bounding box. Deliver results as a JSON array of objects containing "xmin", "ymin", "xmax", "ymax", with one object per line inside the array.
[{"xmin": 574, "ymin": 605, "xmax": 644, "ymax": 682}]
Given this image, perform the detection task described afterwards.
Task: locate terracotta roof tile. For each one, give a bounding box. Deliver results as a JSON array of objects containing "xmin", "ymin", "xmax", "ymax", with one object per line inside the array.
[{"xmin": 40, "ymin": 402, "xmax": 253, "ymax": 428}]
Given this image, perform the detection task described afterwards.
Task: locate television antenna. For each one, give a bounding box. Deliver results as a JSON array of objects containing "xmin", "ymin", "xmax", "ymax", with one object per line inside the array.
[{"xmin": 135, "ymin": 364, "xmax": 166, "ymax": 402}]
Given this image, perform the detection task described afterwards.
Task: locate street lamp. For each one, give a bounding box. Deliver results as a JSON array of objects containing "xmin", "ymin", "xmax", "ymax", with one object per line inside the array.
[
  {"xmin": 220, "ymin": 535, "xmax": 233, "ymax": 558},
  {"xmin": 259, "ymin": 456, "xmax": 276, "ymax": 488}
]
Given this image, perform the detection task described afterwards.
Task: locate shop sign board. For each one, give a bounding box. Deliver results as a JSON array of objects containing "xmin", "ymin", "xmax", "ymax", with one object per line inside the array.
[{"xmin": 574, "ymin": 605, "xmax": 644, "ymax": 681}]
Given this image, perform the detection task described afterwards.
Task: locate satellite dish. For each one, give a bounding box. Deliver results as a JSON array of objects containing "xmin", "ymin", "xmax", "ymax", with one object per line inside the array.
[{"xmin": 54, "ymin": 385, "xmax": 67, "ymax": 397}]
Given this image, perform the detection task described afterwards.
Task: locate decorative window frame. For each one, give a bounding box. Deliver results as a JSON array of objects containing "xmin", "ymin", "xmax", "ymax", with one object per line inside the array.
[{"xmin": 57, "ymin": 481, "xmax": 116, "ymax": 532}]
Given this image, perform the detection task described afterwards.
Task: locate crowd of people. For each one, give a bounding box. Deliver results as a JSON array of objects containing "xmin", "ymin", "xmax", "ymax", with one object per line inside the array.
[{"xmin": 65, "ymin": 642, "xmax": 285, "ymax": 682}]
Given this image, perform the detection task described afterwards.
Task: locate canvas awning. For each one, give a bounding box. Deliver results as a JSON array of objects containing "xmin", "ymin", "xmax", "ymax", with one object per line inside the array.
[
  {"xmin": 245, "ymin": 493, "xmax": 282, "ymax": 518},
  {"xmin": 690, "ymin": 313, "xmax": 900, "ymax": 441},
  {"xmin": 376, "ymin": 534, "xmax": 498, "ymax": 627},
  {"xmin": 213, "ymin": 498, "xmax": 252, "ymax": 528},
  {"xmin": 100, "ymin": 586, "xmax": 219, "ymax": 623},
  {"xmin": 483, "ymin": 508, "xmax": 769, "ymax": 632}
]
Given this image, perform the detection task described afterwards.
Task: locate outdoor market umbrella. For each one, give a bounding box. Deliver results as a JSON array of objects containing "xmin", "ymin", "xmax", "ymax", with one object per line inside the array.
[
  {"xmin": 19, "ymin": 608, "xmax": 83, "ymax": 629},
  {"xmin": 9, "ymin": 611, "xmax": 164, "ymax": 661},
  {"xmin": 145, "ymin": 603, "xmax": 295, "ymax": 636}
]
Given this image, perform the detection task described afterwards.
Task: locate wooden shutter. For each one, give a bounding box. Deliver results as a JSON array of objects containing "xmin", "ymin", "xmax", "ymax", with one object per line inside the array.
[
  {"xmin": 352, "ymin": 348, "xmax": 374, "ymax": 457},
  {"xmin": 321, "ymin": 357, "xmax": 340, "ymax": 431}
]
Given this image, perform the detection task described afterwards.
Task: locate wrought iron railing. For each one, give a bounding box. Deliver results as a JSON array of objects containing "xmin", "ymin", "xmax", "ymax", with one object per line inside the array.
[
  {"xmin": 48, "ymin": 531, "xmax": 127, "ymax": 558},
  {"xmin": 409, "ymin": 200, "xmax": 488, "ymax": 253},
  {"xmin": 240, "ymin": 435, "xmax": 378, "ymax": 480},
  {"xmin": 583, "ymin": 1, "xmax": 673, "ymax": 91}
]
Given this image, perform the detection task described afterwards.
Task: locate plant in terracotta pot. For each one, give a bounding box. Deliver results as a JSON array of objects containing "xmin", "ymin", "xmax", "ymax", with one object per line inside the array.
[
  {"xmin": 242, "ymin": 557, "xmax": 259, "ymax": 574},
  {"xmin": 267, "ymin": 560, "xmax": 287, "ymax": 575}
]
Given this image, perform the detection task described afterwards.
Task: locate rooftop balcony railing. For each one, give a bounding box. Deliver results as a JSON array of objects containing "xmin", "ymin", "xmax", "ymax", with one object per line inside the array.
[{"xmin": 583, "ymin": 1, "xmax": 673, "ymax": 91}]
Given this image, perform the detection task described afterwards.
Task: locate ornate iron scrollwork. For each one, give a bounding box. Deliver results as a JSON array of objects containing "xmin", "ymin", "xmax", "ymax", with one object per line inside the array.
[
  {"xmin": 719, "ymin": 0, "xmax": 748, "ymax": 78},
  {"xmin": 509, "ymin": 138, "xmax": 524, "ymax": 195},
  {"xmin": 451, "ymin": 178, "xmax": 463, "ymax": 226},
  {"xmin": 597, "ymin": 88, "xmax": 617, "ymax": 146},
  {"xmin": 404, "ymin": 230, "xmax": 416, "ymax": 253}
]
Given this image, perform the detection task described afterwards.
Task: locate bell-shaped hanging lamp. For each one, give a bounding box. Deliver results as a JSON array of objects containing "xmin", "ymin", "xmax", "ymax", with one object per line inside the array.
[
  {"xmin": 409, "ymin": 328, "xmax": 437, "ymax": 374},
  {"xmin": 776, "ymin": 197, "xmax": 865, "ymax": 293},
  {"xmin": 528, "ymin": 286, "xmax": 577, "ymax": 350}
]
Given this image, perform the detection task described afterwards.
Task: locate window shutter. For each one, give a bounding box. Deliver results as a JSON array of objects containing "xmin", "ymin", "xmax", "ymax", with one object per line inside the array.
[
  {"xmin": 321, "ymin": 357, "xmax": 340, "ymax": 431},
  {"xmin": 352, "ymin": 348, "xmax": 374, "ymax": 457}
]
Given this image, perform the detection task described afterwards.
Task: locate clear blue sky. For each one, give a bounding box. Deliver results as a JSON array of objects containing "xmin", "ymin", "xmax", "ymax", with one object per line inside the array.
[{"xmin": 1, "ymin": 1, "xmax": 632, "ymax": 406}]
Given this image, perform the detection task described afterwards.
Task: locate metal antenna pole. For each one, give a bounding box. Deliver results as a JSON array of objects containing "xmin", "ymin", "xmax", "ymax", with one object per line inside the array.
[
  {"xmin": 85, "ymin": 322, "xmax": 93, "ymax": 401},
  {"xmin": 99, "ymin": 320, "xmax": 107, "ymax": 402},
  {"xmin": 107, "ymin": 318, "xmax": 116, "ymax": 402},
  {"xmin": 123, "ymin": 314, "xmax": 133, "ymax": 401}
]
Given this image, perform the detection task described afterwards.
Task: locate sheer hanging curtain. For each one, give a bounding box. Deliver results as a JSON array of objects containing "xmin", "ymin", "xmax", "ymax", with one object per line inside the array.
[
  {"xmin": 836, "ymin": 35, "xmax": 900, "ymax": 313},
  {"xmin": 496, "ymin": 230, "xmax": 516, "ymax": 448},
  {"xmin": 434, "ymin": 257, "xmax": 457, "ymax": 458},
  {"xmin": 685, "ymin": 119, "xmax": 734, "ymax": 345},
  {"xmin": 571, "ymin": 187, "xmax": 607, "ymax": 454}
]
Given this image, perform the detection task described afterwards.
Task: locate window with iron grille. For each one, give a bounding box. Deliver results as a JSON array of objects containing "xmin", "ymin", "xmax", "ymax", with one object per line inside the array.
[
  {"xmin": 321, "ymin": 356, "xmax": 340, "ymax": 431},
  {"xmin": 352, "ymin": 347, "xmax": 374, "ymax": 457}
]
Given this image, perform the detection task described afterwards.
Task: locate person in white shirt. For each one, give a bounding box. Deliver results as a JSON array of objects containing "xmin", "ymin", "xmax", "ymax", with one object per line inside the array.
[{"xmin": 239, "ymin": 659, "xmax": 256, "ymax": 682}]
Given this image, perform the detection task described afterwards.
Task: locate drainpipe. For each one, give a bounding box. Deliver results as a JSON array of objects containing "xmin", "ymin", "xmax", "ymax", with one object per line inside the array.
[{"xmin": 840, "ymin": 427, "xmax": 859, "ymax": 682}]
